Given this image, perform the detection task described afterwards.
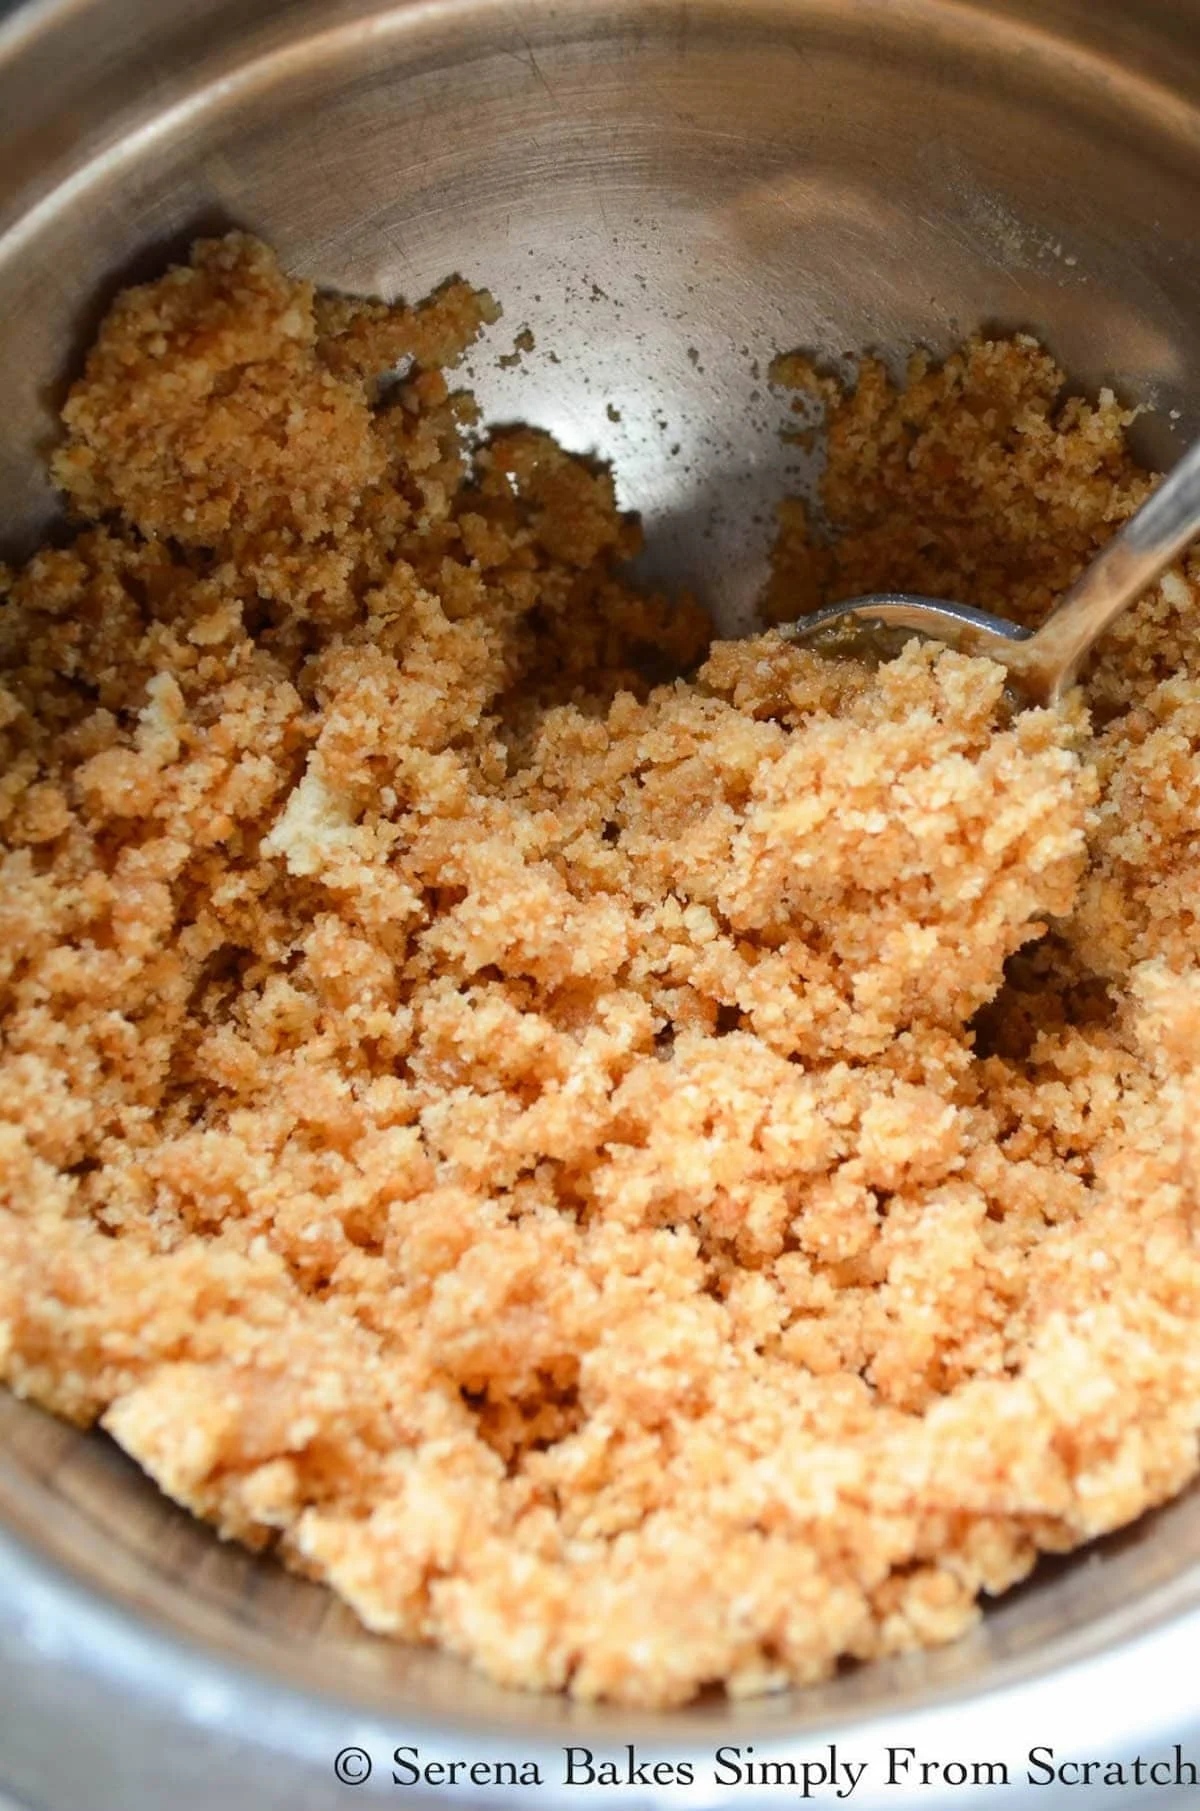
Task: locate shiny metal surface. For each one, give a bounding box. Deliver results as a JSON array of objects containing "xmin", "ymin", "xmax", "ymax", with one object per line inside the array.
[
  {"xmin": 780, "ymin": 594, "xmax": 1035, "ymax": 677},
  {"xmin": 783, "ymin": 435, "xmax": 1200, "ymax": 703},
  {"xmin": 4, "ymin": 0, "xmax": 1200, "ymax": 1806}
]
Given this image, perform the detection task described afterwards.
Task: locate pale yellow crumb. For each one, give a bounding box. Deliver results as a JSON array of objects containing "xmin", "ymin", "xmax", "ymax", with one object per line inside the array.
[{"xmin": 2, "ymin": 234, "xmax": 1200, "ymax": 1710}]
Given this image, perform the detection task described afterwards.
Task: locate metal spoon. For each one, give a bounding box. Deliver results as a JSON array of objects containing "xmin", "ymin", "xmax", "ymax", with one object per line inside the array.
[{"xmin": 776, "ymin": 436, "xmax": 1200, "ymax": 706}]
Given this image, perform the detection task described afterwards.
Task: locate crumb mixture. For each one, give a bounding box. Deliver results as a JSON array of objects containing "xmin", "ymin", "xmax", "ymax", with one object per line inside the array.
[{"xmin": 3, "ymin": 234, "xmax": 1200, "ymax": 1707}]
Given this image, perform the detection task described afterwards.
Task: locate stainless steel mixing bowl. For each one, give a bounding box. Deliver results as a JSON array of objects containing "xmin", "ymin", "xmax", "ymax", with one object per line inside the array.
[{"xmin": 3, "ymin": 1, "xmax": 1200, "ymax": 1805}]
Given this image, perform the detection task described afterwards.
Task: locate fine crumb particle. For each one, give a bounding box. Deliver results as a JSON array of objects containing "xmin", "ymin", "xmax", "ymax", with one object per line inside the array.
[
  {"xmin": 606, "ymin": 404, "xmax": 622, "ymax": 424},
  {"xmin": 4, "ymin": 232, "xmax": 1200, "ymax": 1710},
  {"xmin": 769, "ymin": 350, "xmax": 843, "ymax": 409},
  {"xmin": 498, "ymin": 325, "xmax": 536, "ymax": 370}
]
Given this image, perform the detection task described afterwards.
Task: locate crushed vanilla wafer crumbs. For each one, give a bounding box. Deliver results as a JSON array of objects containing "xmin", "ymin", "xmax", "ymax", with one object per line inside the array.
[{"xmin": 3, "ymin": 233, "xmax": 1200, "ymax": 1706}]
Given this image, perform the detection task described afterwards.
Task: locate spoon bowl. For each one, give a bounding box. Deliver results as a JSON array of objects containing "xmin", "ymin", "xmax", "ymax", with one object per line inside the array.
[{"xmin": 777, "ymin": 436, "xmax": 1200, "ymax": 704}]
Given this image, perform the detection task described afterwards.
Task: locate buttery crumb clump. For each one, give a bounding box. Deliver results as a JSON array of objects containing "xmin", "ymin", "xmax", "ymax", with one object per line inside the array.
[{"xmin": 4, "ymin": 234, "xmax": 1200, "ymax": 1707}]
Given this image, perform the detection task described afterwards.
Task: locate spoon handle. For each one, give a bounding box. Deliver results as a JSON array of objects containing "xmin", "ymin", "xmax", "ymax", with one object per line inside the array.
[{"xmin": 1026, "ymin": 434, "xmax": 1200, "ymax": 699}]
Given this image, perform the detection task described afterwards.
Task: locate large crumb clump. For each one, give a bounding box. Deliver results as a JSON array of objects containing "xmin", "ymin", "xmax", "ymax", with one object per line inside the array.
[{"xmin": 4, "ymin": 235, "xmax": 1200, "ymax": 1706}]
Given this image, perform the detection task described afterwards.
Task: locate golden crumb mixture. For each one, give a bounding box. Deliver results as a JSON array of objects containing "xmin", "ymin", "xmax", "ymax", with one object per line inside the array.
[{"xmin": 4, "ymin": 234, "xmax": 1200, "ymax": 1706}]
